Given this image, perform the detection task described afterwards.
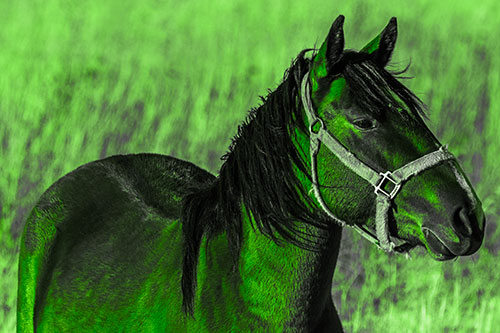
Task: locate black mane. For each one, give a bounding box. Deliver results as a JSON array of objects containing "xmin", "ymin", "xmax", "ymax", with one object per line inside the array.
[{"xmin": 180, "ymin": 48, "xmax": 426, "ymax": 316}]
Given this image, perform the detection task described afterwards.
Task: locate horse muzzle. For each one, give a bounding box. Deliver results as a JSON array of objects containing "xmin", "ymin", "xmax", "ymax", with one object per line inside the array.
[{"xmin": 422, "ymin": 205, "xmax": 485, "ymax": 260}]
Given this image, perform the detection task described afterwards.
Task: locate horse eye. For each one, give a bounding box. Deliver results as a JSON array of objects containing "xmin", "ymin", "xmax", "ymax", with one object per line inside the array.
[{"xmin": 353, "ymin": 118, "xmax": 376, "ymax": 130}]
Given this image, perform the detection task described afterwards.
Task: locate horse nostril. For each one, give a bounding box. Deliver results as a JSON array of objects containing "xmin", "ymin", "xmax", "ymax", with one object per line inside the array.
[{"xmin": 452, "ymin": 207, "xmax": 473, "ymax": 237}]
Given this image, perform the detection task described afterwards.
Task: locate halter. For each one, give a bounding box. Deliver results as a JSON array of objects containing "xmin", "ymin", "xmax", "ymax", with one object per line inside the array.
[{"xmin": 300, "ymin": 70, "xmax": 477, "ymax": 253}]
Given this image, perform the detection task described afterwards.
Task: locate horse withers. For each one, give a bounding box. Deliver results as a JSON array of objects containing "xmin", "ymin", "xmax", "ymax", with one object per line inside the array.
[{"xmin": 17, "ymin": 15, "xmax": 485, "ymax": 332}]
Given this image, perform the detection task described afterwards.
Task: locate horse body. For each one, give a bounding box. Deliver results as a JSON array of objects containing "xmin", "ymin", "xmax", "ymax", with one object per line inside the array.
[
  {"xmin": 18, "ymin": 154, "xmax": 201, "ymax": 331},
  {"xmin": 17, "ymin": 153, "xmax": 342, "ymax": 331}
]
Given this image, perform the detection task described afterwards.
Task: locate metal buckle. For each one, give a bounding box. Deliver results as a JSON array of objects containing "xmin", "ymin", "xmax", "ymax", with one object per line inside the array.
[
  {"xmin": 374, "ymin": 171, "xmax": 401, "ymax": 199},
  {"xmin": 309, "ymin": 117, "xmax": 324, "ymax": 134}
]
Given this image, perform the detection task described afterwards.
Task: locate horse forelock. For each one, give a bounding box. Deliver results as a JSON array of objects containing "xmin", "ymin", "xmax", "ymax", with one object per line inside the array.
[{"xmin": 313, "ymin": 49, "xmax": 428, "ymax": 126}]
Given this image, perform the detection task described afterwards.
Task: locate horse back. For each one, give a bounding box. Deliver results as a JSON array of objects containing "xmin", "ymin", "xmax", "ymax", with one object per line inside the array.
[{"xmin": 17, "ymin": 153, "xmax": 215, "ymax": 332}]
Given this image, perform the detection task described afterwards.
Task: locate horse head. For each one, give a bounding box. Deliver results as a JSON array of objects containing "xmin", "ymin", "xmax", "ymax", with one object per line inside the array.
[{"xmin": 302, "ymin": 15, "xmax": 485, "ymax": 260}]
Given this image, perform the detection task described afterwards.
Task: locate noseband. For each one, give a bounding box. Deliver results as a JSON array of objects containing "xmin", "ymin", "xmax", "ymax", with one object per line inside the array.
[{"xmin": 300, "ymin": 70, "xmax": 477, "ymax": 253}]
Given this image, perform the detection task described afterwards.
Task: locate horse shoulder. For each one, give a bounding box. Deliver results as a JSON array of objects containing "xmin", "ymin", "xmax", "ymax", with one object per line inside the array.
[{"xmin": 18, "ymin": 153, "xmax": 215, "ymax": 331}]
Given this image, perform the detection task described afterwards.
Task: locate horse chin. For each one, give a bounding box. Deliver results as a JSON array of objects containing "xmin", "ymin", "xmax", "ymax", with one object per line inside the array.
[{"xmin": 433, "ymin": 253, "xmax": 457, "ymax": 261}]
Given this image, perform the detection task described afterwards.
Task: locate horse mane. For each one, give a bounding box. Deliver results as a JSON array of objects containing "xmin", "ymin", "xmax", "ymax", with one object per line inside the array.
[{"xmin": 180, "ymin": 48, "xmax": 426, "ymax": 316}]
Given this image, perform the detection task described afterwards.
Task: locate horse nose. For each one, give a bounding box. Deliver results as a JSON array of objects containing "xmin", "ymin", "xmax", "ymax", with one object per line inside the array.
[
  {"xmin": 449, "ymin": 206, "xmax": 485, "ymax": 255},
  {"xmin": 452, "ymin": 207, "xmax": 474, "ymax": 238}
]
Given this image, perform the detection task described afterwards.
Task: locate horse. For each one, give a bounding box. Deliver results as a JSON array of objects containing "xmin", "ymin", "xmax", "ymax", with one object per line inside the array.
[{"xmin": 17, "ymin": 15, "xmax": 485, "ymax": 332}]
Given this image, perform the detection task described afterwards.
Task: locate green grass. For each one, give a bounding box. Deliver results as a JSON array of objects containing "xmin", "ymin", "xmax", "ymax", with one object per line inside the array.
[{"xmin": 1, "ymin": 0, "xmax": 499, "ymax": 331}]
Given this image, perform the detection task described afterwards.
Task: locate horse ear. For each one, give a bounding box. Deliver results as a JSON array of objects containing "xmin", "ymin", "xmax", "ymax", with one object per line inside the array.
[
  {"xmin": 360, "ymin": 17, "xmax": 398, "ymax": 67},
  {"xmin": 311, "ymin": 15, "xmax": 345, "ymax": 81}
]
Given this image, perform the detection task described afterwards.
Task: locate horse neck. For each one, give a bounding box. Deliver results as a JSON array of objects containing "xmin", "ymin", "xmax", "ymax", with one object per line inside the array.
[
  {"xmin": 230, "ymin": 93, "xmax": 343, "ymax": 320},
  {"xmin": 237, "ymin": 203, "xmax": 342, "ymax": 325}
]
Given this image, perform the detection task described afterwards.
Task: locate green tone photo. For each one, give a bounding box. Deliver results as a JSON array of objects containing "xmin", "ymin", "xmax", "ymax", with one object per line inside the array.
[{"xmin": 2, "ymin": 0, "xmax": 499, "ymax": 331}]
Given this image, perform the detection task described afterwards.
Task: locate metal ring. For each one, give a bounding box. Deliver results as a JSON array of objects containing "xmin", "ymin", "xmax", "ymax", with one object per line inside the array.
[{"xmin": 309, "ymin": 117, "xmax": 325, "ymax": 134}]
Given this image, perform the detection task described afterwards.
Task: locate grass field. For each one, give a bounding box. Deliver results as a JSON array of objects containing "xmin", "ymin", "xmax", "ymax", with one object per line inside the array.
[{"xmin": 1, "ymin": 0, "xmax": 499, "ymax": 331}]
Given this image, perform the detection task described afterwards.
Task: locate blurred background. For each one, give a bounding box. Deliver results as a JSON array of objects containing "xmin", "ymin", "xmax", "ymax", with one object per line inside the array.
[{"xmin": 1, "ymin": 0, "xmax": 499, "ymax": 331}]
